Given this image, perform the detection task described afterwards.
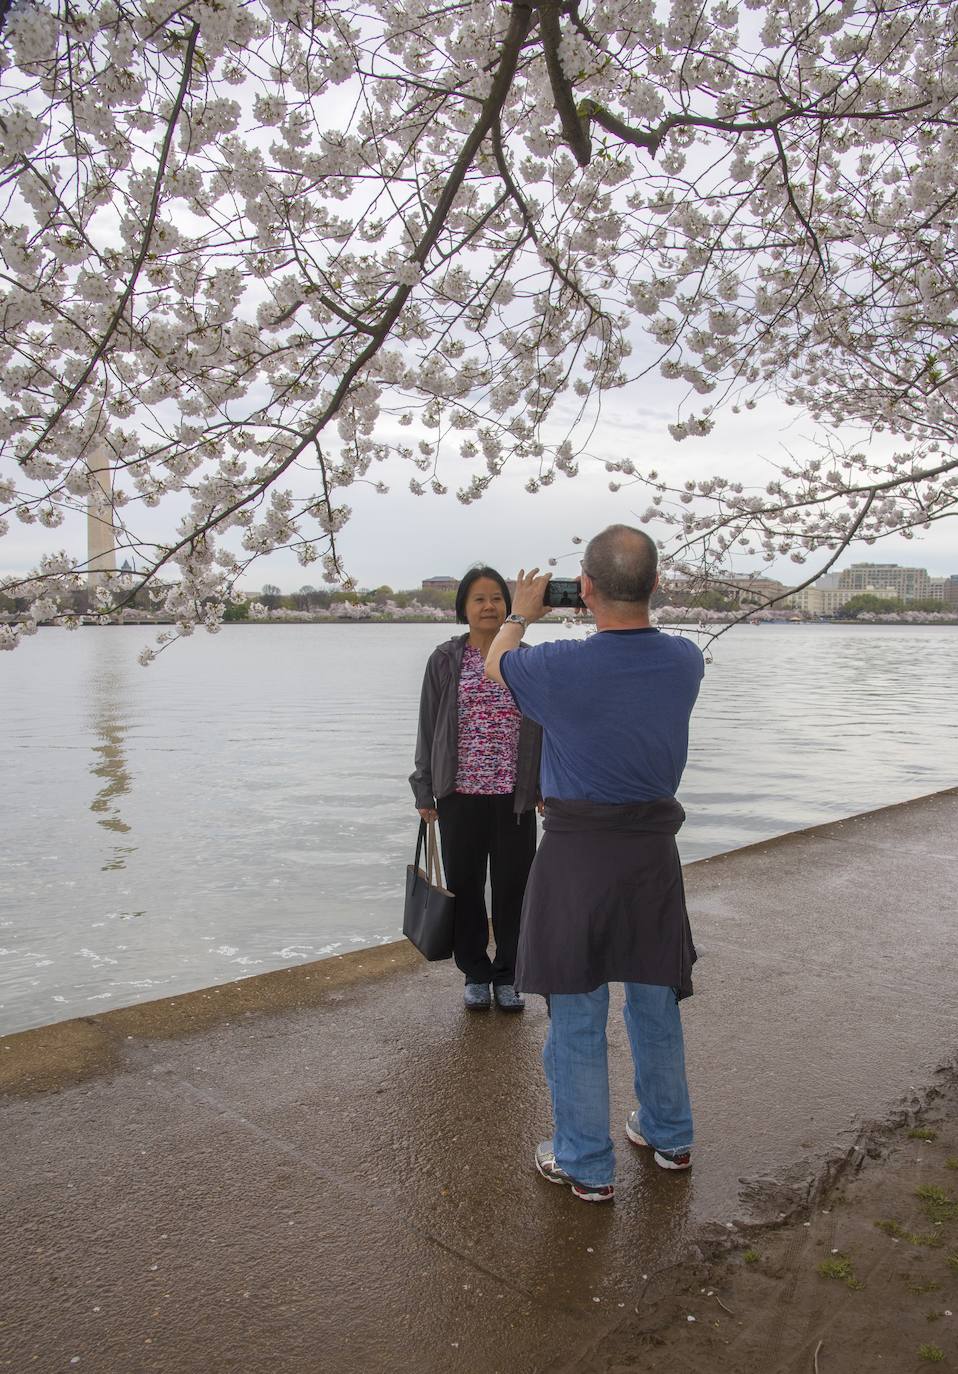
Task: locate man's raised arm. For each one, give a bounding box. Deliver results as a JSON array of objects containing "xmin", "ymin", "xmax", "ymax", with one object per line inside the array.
[{"xmin": 485, "ymin": 568, "xmax": 552, "ymax": 684}]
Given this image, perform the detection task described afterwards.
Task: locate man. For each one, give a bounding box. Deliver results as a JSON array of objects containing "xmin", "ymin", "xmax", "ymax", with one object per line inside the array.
[{"xmin": 485, "ymin": 524, "xmax": 704, "ymax": 1204}]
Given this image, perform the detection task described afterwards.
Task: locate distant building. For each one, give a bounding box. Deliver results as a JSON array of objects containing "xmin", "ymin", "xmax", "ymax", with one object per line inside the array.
[
  {"xmin": 784, "ymin": 585, "xmax": 850, "ymax": 615},
  {"xmin": 716, "ymin": 574, "xmax": 789, "ymax": 605},
  {"xmin": 929, "ymin": 576, "xmax": 958, "ymax": 605},
  {"xmin": 837, "ymin": 563, "xmax": 930, "ymax": 602},
  {"xmin": 421, "ymin": 576, "xmax": 459, "ymax": 591}
]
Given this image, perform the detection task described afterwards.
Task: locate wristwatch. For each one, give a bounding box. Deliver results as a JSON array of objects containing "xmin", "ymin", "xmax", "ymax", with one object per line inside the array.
[{"xmin": 504, "ymin": 613, "xmax": 527, "ymax": 628}]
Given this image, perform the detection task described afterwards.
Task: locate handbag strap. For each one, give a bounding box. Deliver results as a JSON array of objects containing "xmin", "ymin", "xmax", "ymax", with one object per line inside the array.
[
  {"xmin": 413, "ymin": 817, "xmax": 448, "ymax": 890},
  {"xmin": 425, "ymin": 818, "xmax": 446, "ymax": 889},
  {"xmin": 414, "ymin": 818, "xmax": 428, "ymax": 874},
  {"xmin": 412, "ymin": 813, "xmax": 448, "ymax": 890}
]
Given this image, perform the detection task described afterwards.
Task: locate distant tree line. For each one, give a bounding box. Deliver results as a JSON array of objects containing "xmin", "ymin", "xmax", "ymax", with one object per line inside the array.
[
  {"xmin": 223, "ymin": 584, "xmax": 458, "ymax": 620},
  {"xmin": 835, "ymin": 595, "xmax": 952, "ymax": 618}
]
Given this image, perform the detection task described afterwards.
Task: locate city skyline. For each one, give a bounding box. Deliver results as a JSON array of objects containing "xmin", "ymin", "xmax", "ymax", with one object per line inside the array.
[{"xmin": 277, "ymin": 558, "xmax": 958, "ymax": 596}]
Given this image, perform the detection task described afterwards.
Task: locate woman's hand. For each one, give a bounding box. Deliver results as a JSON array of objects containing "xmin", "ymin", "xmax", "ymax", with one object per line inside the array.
[{"xmin": 417, "ymin": 806, "xmax": 438, "ymax": 823}]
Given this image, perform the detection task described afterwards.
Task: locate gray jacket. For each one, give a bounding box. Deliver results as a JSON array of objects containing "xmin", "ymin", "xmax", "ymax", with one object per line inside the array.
[{"xmin": 409, "ymin": 633, "xmax": 542, "ymax": 815}]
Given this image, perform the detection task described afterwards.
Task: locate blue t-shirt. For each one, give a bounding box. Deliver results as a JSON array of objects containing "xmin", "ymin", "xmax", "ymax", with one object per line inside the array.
[{"xmin": 500, "ymin": 629, "xmax": 704, "ymax": 803}]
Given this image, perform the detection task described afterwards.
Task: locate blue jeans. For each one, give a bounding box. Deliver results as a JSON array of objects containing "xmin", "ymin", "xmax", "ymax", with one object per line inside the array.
[{"xmin": 543, "ymin": 983, "xmax": 693, "ymax": 1187}]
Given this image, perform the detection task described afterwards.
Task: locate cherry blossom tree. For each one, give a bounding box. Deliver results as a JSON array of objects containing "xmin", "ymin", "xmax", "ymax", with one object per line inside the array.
[{"xmin": 1, "ymin": 0, "xmax": 956, "ymax": 652}]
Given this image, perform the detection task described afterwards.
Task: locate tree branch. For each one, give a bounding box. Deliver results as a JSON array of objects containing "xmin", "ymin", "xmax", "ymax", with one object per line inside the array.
[
  {"xmin": 538, "ymin": 1, "xmax": 592, "ymax": 166},
  {"xmin": 706, "ymin": 490, "xmax": 877, "ymax": 643},
  {"xmin": 122, "ymin": 2, "xmax": 537, "ymax": 600},
  {"xmin": 17, "ymin": 20, "xmax": 201, "ymax": 470}
]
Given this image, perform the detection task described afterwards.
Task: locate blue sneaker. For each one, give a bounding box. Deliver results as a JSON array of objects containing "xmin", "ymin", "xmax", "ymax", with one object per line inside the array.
[
  {"xmin": 534, "ymin": 1142, "xmax": 614, "ymax": 1203},
  {"xmin": 626, "ymin": 1112, "xmax": 692, "ymax": 1170}
]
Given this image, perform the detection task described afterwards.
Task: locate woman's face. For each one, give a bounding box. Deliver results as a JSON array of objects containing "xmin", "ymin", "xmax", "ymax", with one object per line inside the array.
[{"xmin": 464, "ymin": 576, "xmax": 507, "ymax": 634}]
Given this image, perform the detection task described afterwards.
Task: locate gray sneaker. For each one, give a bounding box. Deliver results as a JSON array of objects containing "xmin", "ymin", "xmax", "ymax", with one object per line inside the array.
[
  {"xmin": 493, "ymin": 983, "xmax": 525, "ymax": 1012},
  {"xmin": 625, "ymin": 1111, "xmax": 692, "ymax": 1170},
  {"xmin": 463, "ymin": 982, "xmax": 491, "ymax": 1010},
  {"xmin": 534, "ymin": 1143, "xmax": 614, "ymax": 1203}
]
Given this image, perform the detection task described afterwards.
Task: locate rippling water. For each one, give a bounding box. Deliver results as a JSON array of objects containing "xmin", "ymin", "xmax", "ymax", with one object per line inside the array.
[{"xmin": 2, "ymin": 622, "xmax": 955, "ymax": 1033}]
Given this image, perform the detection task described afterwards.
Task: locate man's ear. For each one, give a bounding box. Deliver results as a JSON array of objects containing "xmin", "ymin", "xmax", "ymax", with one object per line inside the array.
[{"xmin": 580, "ymin": 569, "xmax": 595, "ymax": 599}]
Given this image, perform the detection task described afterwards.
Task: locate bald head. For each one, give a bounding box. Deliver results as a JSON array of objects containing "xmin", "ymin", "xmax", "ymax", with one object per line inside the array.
[{"xmin": 582, "ymin": 524, "xmax": 658, "ymax": 606}]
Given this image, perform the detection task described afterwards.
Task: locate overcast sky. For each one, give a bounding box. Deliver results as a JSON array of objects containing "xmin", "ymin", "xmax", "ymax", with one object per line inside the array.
[
  {"xmin": 331, "ymin": 395, "xmax": 958, "ymax": 591},
  {"xmin": 6, "ymin": 374, "xmax": 955, "ymax": 594}
]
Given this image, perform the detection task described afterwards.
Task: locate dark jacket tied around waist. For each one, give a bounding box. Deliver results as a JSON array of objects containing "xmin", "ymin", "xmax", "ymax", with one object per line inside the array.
[{"xmin": 515, "ymin": 796, "xmax": 696, "ymax": 999}]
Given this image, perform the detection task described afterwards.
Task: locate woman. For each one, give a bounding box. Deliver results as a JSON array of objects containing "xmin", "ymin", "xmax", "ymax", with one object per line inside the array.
[{"xmin": 410, "ymin": 565, "xmax": 542, "ymax": 1011}]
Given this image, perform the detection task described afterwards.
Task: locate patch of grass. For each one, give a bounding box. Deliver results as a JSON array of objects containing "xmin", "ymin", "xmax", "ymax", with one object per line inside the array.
[
  {"xmin": 875, "ymin": 1218, "xmax": 906, "ymax": 1237},
  {"xmin": 915, "ymin": 1185, "xmax": 958, "ymax": 1225},
  {"xmin": 907, "ymin": 1280, "xmax": 943, "ymax": 1295},
  {"xmin": 947, "ymin": 1254, "xmax": 958, "ymax": 1271},
  {"xmin": 742, "ymin": 1249, "xmax": 760, "ymax": 1264},
  {"xmin": 918, "ymin": 1345, "xmax": 944, "ymax": 1363},
  {"xmin": 908, "ymin": 1232, "xmax": 945, "ymax": 1248},
  {"xmin": 945, "ymin": 1157, "xmax": 958, "ymax": 1170},
  {"xmin": 909, "ymin": 1127, "xmax": 938, "ymax": 1142},
  {"xmin": 916, "ymin": 1185, "xmax": 950, "ymax": 1203},
  {"xmin": 926, "ymin": 1311, "xmax": 943, "ymax": 1322},
  {"xmin": 818, "ymin": 1255, "xmax": 852, "ymax": 1280},
  {"xmin": 817, "ymin": 1254, "xmax": 862, "ymax": 1288}
]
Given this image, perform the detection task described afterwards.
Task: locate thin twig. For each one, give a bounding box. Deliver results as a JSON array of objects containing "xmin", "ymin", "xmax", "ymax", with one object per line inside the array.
[
  {"xmin": 713, "ymin": 1293, "xmax": 735, "ymax": 1316},
  {"xmin": 814, "ymin": 1338, "xmax": 823, "ymax": 1374}
]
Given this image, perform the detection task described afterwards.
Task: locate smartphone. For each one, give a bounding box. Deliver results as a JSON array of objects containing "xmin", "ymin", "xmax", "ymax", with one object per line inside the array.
[{"xmin": 543, "ymin": 577, "xmax": 585, "ymax": 610}]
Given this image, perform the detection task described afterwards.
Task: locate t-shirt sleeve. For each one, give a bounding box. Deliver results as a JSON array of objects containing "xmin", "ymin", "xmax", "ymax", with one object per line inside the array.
[
  {"xmin": 677, "ymin": 635, "xmax": 706, "ymax": 680},
  {"xmin": 499, "ymin": 642, "xmax": 558, "ymax": 725}
]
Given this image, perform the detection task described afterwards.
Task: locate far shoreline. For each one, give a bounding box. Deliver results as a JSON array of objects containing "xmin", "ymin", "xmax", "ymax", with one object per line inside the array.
[{"xmin": 5, "ymin": 615, "xmax": 958, "ymax": 630}]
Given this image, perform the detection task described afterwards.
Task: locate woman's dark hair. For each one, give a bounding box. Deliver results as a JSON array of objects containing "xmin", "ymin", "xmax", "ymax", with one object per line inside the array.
[{"xmin": 455, "ymin": 565, "xmax": 512, "ymax": 623}]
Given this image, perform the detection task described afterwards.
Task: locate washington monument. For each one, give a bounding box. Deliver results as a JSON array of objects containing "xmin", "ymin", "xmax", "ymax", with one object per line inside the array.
[{"xmin": 86, "ymin": 444, "xmax": 117, "ymax": 588}]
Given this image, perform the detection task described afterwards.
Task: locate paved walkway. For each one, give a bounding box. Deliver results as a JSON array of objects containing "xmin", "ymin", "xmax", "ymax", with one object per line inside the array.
[{"xmin": 2, "ymin": 790, "xmax": 956, "ymax": 1373}]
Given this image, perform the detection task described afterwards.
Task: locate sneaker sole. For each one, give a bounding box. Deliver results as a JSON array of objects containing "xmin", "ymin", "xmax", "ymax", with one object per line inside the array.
[
  {"xmin": 571, "ymin": 1185, "xmax": 615, "ymax": 1203},
  {"xmin": 625, "ymin": 1121, "xmax": 692, "ymax": 1171}
]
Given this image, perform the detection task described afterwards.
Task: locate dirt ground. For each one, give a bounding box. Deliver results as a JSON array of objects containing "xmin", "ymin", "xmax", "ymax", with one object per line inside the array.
[{"xmin": 578, "ymin": 1072, "xmax": 958, "ymax": 1374}]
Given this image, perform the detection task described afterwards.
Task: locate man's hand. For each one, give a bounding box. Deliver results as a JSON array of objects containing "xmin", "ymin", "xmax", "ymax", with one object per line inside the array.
[
  {"xmin": 510, "ymin": 567, "xmax": 553, "ymax": 623},
  {"xmin": 485, "ymin": 565, "xmax": 553, "ymax": 685},
  {"xmin": 417, "ymin": 806, "xmax": 438, "ymax": 823}
]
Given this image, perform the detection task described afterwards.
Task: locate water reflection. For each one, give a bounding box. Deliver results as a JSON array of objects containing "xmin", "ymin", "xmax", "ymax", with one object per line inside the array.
[{"xmin": 87, "ymin": 651, "xmax": 135, "ymax": 872}]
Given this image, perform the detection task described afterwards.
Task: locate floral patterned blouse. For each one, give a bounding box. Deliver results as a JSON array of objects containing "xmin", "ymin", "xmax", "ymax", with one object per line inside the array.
[{"xmin": 455, "ymin": 645, "xmax": 522, "ymax": 795}]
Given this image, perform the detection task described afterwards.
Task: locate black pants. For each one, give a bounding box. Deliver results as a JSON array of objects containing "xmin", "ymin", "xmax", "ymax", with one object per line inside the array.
[{"xmin": 436, "ymin": 792, "xmax": 536, "ymax": 986}]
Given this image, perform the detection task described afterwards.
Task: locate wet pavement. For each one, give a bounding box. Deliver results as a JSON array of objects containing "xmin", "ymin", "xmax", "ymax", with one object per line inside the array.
[{"xmin": 2, "ymin": 788, "xmax": 956, "ymax": 1373}]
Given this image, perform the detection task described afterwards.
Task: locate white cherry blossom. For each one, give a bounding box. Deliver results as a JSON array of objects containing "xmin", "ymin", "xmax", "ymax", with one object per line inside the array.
[{"xmin": 0, "ymin": 0, "xmax": 956, "ymax": 649}]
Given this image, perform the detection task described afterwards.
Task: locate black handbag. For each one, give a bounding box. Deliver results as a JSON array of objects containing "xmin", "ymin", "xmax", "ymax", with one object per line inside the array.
[{"xmin": 403, "ymin": 819, "xmax": 455, "ymax": 961}]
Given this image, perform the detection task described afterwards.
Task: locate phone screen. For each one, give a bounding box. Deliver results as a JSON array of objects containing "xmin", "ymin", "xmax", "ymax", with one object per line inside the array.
[{"xmin": 544, "ymin": 578, "xmax": 584, "ymax": 609}]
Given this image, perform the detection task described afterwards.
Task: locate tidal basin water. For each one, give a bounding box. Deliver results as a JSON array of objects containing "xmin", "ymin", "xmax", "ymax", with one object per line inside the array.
[{"xmin": 2, "ymin": 622, "xmax": 955, "ymax": 1034}]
